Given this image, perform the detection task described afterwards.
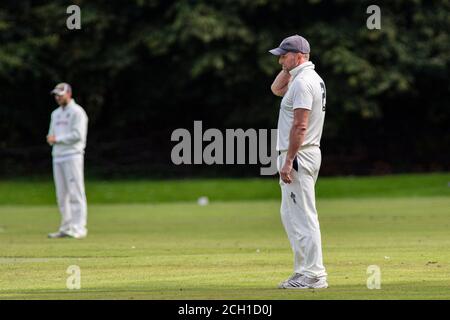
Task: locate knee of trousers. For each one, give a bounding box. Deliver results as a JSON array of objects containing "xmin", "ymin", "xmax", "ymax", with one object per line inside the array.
[
  {"xmin": 56, "ymin": 194, "xmax": 68, "ymax": 204},
  {"xmin": 69, "ymin": 192, "xmax": 84, "ymax": 203},
  {"xmin": 57, "ymin": 200, "xmax": 67, "ymax": 208}
]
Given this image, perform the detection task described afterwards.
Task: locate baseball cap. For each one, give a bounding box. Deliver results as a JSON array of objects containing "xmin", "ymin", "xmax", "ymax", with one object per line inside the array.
[
  {"xmin": 269, "ymin": 35, "xmax": 310, "ymax": 56},
  {"xmin": 50, "ymin": 83, "xmax": 72, "ymax": 96}
]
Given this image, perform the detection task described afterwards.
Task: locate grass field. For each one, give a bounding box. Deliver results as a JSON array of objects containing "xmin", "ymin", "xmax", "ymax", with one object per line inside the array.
[{"xmin": 0, "ymin": 173, "xmax": 449, "ymax": 299}]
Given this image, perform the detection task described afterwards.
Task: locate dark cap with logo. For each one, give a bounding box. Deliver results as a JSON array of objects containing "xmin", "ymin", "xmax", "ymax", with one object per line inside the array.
[{"xmin": 269, "ymin": 35, "xmax": 310, "ymax": 56}]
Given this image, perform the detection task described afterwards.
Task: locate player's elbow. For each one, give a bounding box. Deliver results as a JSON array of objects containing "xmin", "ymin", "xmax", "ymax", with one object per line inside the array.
[
  {"xmin": 270, "ymin": 84, "xmax": 279, "ymax": 95},
  {"xmin": 70, "ymin": 131, "xmax": 82, "ymax": 142},
  {"xmin": 292, "ymin": 121, "xmax": 307, "ymax": 133},
  {"xmin": 271, "ymin": 85, "xmax": 285, "ymax": 97}
]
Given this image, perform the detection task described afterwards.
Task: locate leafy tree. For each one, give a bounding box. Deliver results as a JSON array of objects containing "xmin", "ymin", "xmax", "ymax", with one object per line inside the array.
[{"xmin": 0, "ymin": 0, "xmax": 448, "ymax": 176}]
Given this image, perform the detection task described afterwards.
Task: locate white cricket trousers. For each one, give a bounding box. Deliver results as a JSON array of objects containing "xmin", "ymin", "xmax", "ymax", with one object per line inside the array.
[
  {"xmin": 277, "ymin": 146, "xmax": 327, "ymax": 279},
  {"xmin": 53, "ymin": 155, "xmax": 88, "ymax": 237}
]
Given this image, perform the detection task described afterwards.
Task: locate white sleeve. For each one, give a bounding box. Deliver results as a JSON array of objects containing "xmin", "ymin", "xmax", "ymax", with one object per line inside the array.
[
  {"xmin": 291, "ymin": 79, "xmax": 313, "ymax": 110},
  {"xmin": 55, "ymin": 110, "xmax": 87, "ymax": 145},
  {"xmin": 48, "ymin": 113, "xmax": 54, "ymax": 136}
]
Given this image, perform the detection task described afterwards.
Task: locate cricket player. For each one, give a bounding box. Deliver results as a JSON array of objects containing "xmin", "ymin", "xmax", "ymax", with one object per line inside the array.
[
  {"xmin": 47, "ymin": 83, "xmax": 89, "ymax": 239},
  {"xmin": 269, "ymin": 35, "xmax": 328, "ymax": 289}
]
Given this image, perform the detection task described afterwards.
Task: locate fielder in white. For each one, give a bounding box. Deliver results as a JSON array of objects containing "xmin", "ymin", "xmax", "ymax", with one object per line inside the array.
[
  {"xmin": 269, "ymin": 35, "xmax": 328, "ymax": 289},
  {"xmin": 47, "ymin": 83, "xmax": 89, "ymax": 239}
]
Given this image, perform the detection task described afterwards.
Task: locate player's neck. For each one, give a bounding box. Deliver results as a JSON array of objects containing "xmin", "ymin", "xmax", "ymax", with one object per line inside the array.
[{"xmin": 60, "ymin": 99, "xmax": 72, "ymax": 109}]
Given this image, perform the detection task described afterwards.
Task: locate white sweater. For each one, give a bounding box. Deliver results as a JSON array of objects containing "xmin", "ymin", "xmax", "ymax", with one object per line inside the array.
[{"xmin": 48, "ymin": 99, "xmax": 88, "ymax": 158}]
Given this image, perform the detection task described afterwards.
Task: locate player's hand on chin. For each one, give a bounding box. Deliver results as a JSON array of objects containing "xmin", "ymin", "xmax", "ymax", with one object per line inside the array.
[{"xmin": 280, "ymin": 161, "xmax": 293, "ymax": 184}]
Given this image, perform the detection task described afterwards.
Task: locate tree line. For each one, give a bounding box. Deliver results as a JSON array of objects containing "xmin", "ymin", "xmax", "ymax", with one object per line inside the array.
[{"xmin": 0, "ymin": 0, "xmax": 448, "ymax": 177}]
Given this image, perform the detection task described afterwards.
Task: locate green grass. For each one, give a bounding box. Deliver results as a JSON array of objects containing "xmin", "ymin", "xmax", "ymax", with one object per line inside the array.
[
  {"xmin": 0, "ymin": 173, "xmax": 449, "ymax": 204},
  {"xmin": 0, "ymin": 195, "xmax": 449, "ymax": 299}
]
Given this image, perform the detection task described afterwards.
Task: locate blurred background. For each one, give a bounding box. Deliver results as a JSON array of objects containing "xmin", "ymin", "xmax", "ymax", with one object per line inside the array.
[{"xmin": 0, "ymin": 0, "xmax": 449, "ymax": 179}]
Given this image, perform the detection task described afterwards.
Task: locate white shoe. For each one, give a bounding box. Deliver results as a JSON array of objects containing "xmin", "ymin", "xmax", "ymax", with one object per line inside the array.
[
  {"xmin": 67, "ymin": 232, "xmax": 87, "ymax": 239},
  {"xmin": 278, "ymin": 273, "xmax": 304, "ymax": 289},
  {"xmin": 279, "ymin": 276, "xmax": 328, "ymax": 289},
  {"xmin": 48, "ymin": 230, "xmax": 86, "ymax": 239},
  {"xmin": 48, "ymin": 231, "xmax": 70, "ymax": 239}
]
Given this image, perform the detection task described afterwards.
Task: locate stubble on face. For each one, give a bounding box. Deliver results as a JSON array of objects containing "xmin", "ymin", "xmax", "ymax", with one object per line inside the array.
[
  {"xmin": 279, "ymin": 52, "xmax": 301, "ymax": 72},
  {"xmin": 54, "ymin": 94, "xmax": 71, "ymax": 106}
]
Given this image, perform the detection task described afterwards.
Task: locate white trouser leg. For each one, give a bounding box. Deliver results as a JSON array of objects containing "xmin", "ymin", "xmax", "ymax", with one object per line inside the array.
[
  {"xmin": 61, "ymin": 157, "xmax": 88, "ymax": 237},
  {"xmin": 280, "ymin": 187, "xmax": 303, "ymax": 272},
  {"xmin": 53, "ymin": 161, "xmax": 71, "ymax": 233},
  {"xmin": 278, "ymin": 148, "xmax": 327, "ymax": 279}
]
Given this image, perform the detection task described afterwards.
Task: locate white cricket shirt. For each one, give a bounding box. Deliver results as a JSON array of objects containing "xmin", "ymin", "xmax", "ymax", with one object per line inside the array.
[
  {"xmin": 276, "ymin": 61, "xmax": 326, "ymax": 151},
  {"xmin": 48, "ymin": 99, "xmax": 88, "ymax": 160}
]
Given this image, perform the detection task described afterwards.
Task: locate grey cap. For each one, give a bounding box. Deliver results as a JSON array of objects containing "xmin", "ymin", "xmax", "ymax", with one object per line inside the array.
[
  {"xmin": 50, "ymin": 82, "xmax": 72, "ymax": 96},
  {"xmin": 269, "ymin": 35, "xmax": 310, "ymax": 55}
]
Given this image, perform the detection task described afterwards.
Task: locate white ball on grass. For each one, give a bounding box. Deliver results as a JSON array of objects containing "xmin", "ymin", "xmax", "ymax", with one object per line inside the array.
[{"xmin": 197, "ymin": 196, "xmax": 209, "ymax": 206}]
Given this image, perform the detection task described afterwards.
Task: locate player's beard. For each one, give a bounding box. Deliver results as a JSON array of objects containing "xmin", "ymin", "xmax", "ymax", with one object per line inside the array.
[{"xmin": 57, "ymin": 96, "xmax": 70, "ymax": 107}]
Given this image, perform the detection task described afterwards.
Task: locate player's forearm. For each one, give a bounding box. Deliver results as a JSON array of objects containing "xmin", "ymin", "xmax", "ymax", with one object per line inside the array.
[
  {"xmin": 271, "ymin": 70, "xmax": 291, "ymax": 96},
  {"xmin": 286, "ymin": 125, "xmax": 306, "ymax": 163},
  {"xmin": 56, "ymin": 130, "xmax": 81, "ymax": 144},
  {"xmin": 56, "ymin": 123, "xmax": 86, "ymax": 144},
  {"xmin": 286, "ymin": 109, "xmax": 309, "ymax": 162}
]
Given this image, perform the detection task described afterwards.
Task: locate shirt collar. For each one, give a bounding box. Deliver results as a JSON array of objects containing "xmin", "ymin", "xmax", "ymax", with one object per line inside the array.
[
  {"xmin": 61, "ymin": 99, "xmax": 75, "ymax": 110},
  {"xmin": 289, "ymin": 61, "xmax": 315, "ymax": 78}
]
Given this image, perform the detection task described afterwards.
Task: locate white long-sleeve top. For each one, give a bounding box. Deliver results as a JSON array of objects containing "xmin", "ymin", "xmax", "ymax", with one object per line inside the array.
[{"xmin": 48, "ymin": 99, "xmax": 88, "ymax": 159}]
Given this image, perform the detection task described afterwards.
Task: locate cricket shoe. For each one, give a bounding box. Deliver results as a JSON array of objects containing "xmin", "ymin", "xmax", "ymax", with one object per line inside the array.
[
  {"xmin": 279, "ymin": 276, "xmax": 328, "ymax": 289},
  {"xmin": 47, "ymin": 231, "xmax": 70, "ymax": 239},
  {"xmin": 66, "ymin": 232, "xmax": 87, "ymax": 239},
  {"xmin": 278, "ymin": 273, "xmax": 304, "ymax": 289},
  {"xmin": 48, "ymin": 231, "xmax": 86, "ymax": 239}
]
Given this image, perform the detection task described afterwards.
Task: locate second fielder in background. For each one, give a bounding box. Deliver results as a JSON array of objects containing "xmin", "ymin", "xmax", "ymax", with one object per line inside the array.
[{"xmin": 47, "ymin": 83, "xmax": 89, "ymax": 239}]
